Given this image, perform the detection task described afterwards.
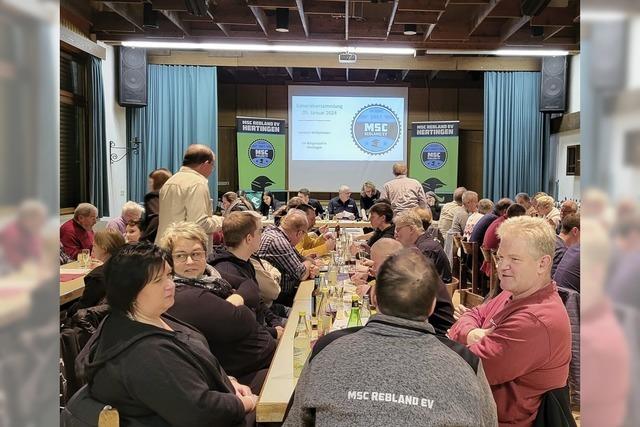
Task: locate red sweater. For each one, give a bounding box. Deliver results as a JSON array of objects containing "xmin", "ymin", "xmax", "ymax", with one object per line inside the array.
[
  {"xmin": 60, "ymin": 219, "xmax": 94, "ymax": 260},
  {"xmin": 448, "ymin": 282, "xmax": 571, "ymax": 426}
]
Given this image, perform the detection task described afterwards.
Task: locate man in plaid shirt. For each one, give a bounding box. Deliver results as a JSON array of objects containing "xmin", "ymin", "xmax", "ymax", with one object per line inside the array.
[{"xmin": 257, "ymin": 209, "xmax": 319, "ymax": 306}]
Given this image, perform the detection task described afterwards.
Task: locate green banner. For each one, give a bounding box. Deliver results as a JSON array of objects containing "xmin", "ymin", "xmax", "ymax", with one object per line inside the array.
[
  {"xmin": 236, "ymin": 117, "xmax": 286, "ymax": 192},
  {"xmin": 409, "ymin": 121, "xmax": 459, "ymax": 196}
]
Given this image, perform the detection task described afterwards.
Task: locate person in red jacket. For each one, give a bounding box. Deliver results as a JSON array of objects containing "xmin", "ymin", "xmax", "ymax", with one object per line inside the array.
[
  {"xmin": 60, "ymin": 203, "xmax": 98, "ymax": 260},
  {"xmin": 448, "ymin": 216, "xmax": 571, "ymax": 426}
]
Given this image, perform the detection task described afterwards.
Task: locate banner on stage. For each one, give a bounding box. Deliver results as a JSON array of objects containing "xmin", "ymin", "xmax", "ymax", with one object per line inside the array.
[
  {"xmin": 236, "ymin": 117, "xmax": 286, "ymax": 193},
  {"xmin": 409, "ymin": 121, "xmax": 459, "ymax": 196}
]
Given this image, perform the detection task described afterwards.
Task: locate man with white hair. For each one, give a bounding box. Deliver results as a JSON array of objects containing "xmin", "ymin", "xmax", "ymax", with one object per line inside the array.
[
  {"xmin": 60, "ymin": 202, "xmax": 98, "ymax": 260},
  {"xmin": 379, "ymin": 162, "xmax": 427, "ymax": 213},
  {"xmin": 257, "ymin": 209, "xmax": 319, "ymax": 306},
  {"xmin": 106, "ymin": 201, "xmax": 144, "ymax": 236},
  {"xmin": 327, "ymin": 185, "xmax": 360, "ymax": 220},
  {"xmin": 450, "ymin": 190, "xmax": 479, "ymax": 238},
  {"xmin": 448, "ymin": 216, "xmax": 571, "ymax": 425}
]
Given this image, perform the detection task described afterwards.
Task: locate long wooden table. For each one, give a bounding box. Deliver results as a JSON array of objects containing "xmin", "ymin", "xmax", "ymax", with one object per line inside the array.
[
  {"xmin": 256, "ymin": 280, "xmax": 315, "ymax": 423},
  {"xmin": 262, "ymin": 219, "xmax": 371, "ymax": 228},
  {"xmin": 60, "ymin": 261, "xmax": 89, "ymax": 305}
]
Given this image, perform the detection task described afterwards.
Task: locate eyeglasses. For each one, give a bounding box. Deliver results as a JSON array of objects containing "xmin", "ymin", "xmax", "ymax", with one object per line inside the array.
[{"xmin": 172, "ymin": 250, "xmax": 206, "ymax": 263}]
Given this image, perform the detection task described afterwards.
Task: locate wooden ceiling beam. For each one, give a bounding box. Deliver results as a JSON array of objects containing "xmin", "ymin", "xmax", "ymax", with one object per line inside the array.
[
  {"xmin": 468, "ymin": 0, "xmax": 501, "ymax": 36},
  {"xmin": 295, "ymin": 0, "xmax": 310, "ymax": 37},
  {"xmin": 152, "ymin": 0, "xmax": 187, "ymax": 11},
  {"xmin": 159, "ymin": 10, "xmax": 191, "ymax": 35},
  {"xmin": 247, "ymin": 0, "xmax": 295, "ymax": 7},
  {"xmin": 305, "ymin": 2, "xmax": 345, "ymax": 15},
  {"xmin": 530, "ymin": 8, "xmax": 576, "ymax": 26},
  {"xmin": 103, "ymin": 1, "xmax": 144, "ymax": 31},
  {"xmin": 217, "ymin": 23, "xmax": 231, "ymax": 37},
  {"xmin": 499, "ymin": 15, "xmax": 530, "ymax": 42},
  {"xmin": 248, "ymin": 5, "xmax": 270, "ymax": 36},
  {"xmin": 488, "ymin": 0, "xmax": 521, "ymax": 18},
  {"xmin": 92, "ymin": 11, "xmax": 136, "ymax": 32},
  {"xmin": 423, "ymin": 23, "xmax": 437, "ymax": 41},
  {"xmin": 543, "ymin": 26, "xmax": 565, "ymax": 41},
  {"xmin": 386, "ymin": 0, "xmax": 400, "ymax": 39},
  {"xmin": 398, "ymin": 0, "xmax": 447, "ymax": 12},
  {"xmin": 395, "ymin": 11, "xmax": 440, "ymax": 24}
]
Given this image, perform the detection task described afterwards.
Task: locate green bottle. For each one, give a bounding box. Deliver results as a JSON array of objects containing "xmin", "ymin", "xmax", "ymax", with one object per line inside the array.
[{"xmin": 347, "ymin": 294, "xmax": 362, "ymax": 327}]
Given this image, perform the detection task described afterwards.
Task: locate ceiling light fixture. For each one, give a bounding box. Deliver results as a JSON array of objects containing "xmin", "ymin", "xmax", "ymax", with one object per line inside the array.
[
  {"xmin": 121, "ymin": 41, "xmax": 417, "ymax": 55},
  {"xmin": 423, "ymin": 49, "xmax": 570, "ymax": 57},
  {"xmin": 275, "ymin": 8, "xmax": 289, "ymax": 33},
  {"xmin": 403, "ymin": 24, "xmax": 417, "ymax": 36}
]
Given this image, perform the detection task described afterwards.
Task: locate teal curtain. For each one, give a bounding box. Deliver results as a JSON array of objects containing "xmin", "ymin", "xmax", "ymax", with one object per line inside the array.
[
  {"xmin": 483, "ymin": 72, "xmax": 545, "ymax": 201},
  {"xmin": 88, "ymin": 57, "xmax": 109, "ymax": 216},
  {"xmin": 126, "ymin": 64, "xmax": 218, "ymax": 204}
]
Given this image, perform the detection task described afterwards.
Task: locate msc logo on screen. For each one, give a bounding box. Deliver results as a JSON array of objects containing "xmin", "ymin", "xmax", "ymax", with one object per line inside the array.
[
  {"xmin": 421, "ymin": 143, "xmax": 447, "ymax": 170},
  {"xmin": 248, "ymin": 139, "xmax": 275, "ymax": 168},
  {"xmin": 351, "ymin": 104, "xmax": 401, "ymax": 155}
]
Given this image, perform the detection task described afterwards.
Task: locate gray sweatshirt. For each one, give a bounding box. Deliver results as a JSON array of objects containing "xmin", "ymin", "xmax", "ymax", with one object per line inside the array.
[{"xmin": 284, "ymin": 314, "xmax": 497, "ymax": 427}]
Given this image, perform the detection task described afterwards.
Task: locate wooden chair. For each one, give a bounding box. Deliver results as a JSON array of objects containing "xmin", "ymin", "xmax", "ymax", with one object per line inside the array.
[
  {"xmin": 480, "ymin": 246, "xmax": 499, "ymax": 297},
  {"xmin": 99, "ymin": 406, "xmax": 119, "ymax": 427},
  {"xmin": 459, "ymin": 289, "xmax": 484, "ymax": 308},
  {"xmin": 445, "ymin": 277, "xmax": 459, "ymax": 300},
  {"xmin": 460, "ymin": 240, "xmax": 480, "ymax": 294},
  {"xmin": 451, "ymin": 233, "xmax": 464, "ymax": 283}
]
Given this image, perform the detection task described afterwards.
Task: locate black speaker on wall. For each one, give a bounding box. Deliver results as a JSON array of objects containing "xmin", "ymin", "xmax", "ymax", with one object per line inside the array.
[
  {"xmin": 540, "ymin": 56, "xmax": 567, "ymax": 112},
  {"xmin": 118, "ymin": 47, "xmax": 147, "ymax": 107}
]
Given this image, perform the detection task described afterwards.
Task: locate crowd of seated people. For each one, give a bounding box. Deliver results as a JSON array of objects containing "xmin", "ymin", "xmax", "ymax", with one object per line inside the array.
[{"xmin": 60, "ymin": 147, "xmax": 582, "ymax": 426}]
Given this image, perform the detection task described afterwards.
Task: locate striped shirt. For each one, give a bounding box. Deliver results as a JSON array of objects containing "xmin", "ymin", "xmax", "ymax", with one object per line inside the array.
[{"xmin": 257, "ymin": 226, "xmax": 307, "ymax": 301}]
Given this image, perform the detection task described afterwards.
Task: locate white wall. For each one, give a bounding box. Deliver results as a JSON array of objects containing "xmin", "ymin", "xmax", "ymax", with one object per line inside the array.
[
  {"xmin": 99, "ymin": 42, "xmax": 128, "ymax": 220},
  {"xmin": 555, "ymin": 130, "xmax": 581, "ymax": 200},
  {"xmin": 568, "ymin": 54, "xmax": 580, "ymax": 113}
]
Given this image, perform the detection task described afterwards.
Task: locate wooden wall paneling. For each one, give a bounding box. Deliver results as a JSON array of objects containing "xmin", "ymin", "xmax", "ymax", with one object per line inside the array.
[
  {"xmin": 266, "ymin": 85, "xmax": 288, "ymax": 120},
  {"xmin": 218, "ymin": 84, "xmax": 237, "ymax": 127},
  {"xmin": 458, "ymin": 88, "xmax": 484, "ymax": 131},
  {"xmin": 217, "ymin": 127, "xmax": 239, "ymax": 193},
  {"xmin": 459, "ymin": 130, "xmax": 484, "ymax": 195},
  {"xmin": 236, "ymin": 84, "xmax": 267, "ymax": 118},
  {"xmin": 428, "ymin": 88, "xmax": 458, "ymax": 121},
  {"xmin": 408, "ymin": 87, "xmax": 429, "ymax": 126}
]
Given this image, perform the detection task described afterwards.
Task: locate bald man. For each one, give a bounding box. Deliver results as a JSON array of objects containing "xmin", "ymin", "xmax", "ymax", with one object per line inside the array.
[
  {"xmin": 353, "ymin": 238, "xmax": 455, "ymax": 336},
  {"xmin": 156, "ymin": 144, "xmax": 223, "ymax": 244}
]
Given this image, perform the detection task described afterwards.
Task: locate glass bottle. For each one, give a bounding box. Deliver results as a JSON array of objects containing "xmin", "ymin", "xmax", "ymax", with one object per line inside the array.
[
  {"xmin": 293, "ymin": 311, "xmax": 311, "ymax": 378},
  {"xmin": 347, "ymin": 295, "xmax": 362, "ymax": 327},
  {"xmin": 317, "ymin": 288, "xmax": 332, "ymax": 337},
  {"xmin": 361, "ymin": 295, "xmax": 371, "ymax": 320}
]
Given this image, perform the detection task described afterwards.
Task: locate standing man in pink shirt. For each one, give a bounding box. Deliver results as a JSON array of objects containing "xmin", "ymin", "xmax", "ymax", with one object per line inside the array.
[{"xmin": 448, "ymin": 216, "xmax": 571, "ymax": 426}]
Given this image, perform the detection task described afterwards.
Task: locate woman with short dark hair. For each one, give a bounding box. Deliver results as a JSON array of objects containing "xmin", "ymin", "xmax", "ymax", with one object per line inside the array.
[{"xmin": 75, "ymin": 243, "xmax": 257, "ymax": 426}]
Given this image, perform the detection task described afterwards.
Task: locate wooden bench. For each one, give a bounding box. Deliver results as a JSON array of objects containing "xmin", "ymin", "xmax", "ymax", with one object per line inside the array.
[
  {"xmin": 445, "ymin": 277, "xmax": 459, "ymax": 300},
  {"xmin": 460, "ymin": 240, "xmax": 480, "ymax": 294},
  {"xmin": 480, "ymin": 247, "xmax": 499, "ymax": 297},
  {"xmin": 459, "ymin": 289, "xmax": 484, "ymax": 308}
]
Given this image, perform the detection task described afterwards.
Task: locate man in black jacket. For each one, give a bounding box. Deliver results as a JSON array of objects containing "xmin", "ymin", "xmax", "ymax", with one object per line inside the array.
[{"xmin": 209, "ymin": 211, "xmax": 285, "ymax": 336}]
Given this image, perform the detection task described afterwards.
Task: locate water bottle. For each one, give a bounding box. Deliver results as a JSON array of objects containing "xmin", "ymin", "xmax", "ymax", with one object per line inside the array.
[{"xmin": 293, "ymin": 311, "xmax": 311, "ymax": 377}]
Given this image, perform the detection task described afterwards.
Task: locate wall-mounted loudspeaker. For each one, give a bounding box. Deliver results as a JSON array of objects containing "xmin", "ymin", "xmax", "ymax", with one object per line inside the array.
[
  {"xmin": 118, "ymin": 47, "xmax": 147, "ymax": 107},
  {"xmin": 540, "ymin": 56, "xmax": 567, "ymax": 113}
]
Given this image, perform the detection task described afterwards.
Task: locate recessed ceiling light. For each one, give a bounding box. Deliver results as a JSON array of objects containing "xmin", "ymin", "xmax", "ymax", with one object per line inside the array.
[{"xmin": 403, "ymin": 24, "xmax": 417, "ymax": 36}]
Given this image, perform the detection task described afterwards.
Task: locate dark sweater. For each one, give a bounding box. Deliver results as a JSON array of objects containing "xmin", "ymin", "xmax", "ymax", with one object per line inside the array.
[
  {"xmin": 77, "ymin": 311, "xmax": 246, "ymax": 427},
  {"xmin": 366, "ymin": 224, "xmax": 395, "ymax": 248},
  {"xmin": 141, "ymin": 191, "xmax": 160, "ymax": 243},
  {"xmin": 68, "ymin": 264, "xmax": 106, "ymax": 316},
  {"xmin": 167, "ymin": 283, "xmax": 276, "ymax": 378}
]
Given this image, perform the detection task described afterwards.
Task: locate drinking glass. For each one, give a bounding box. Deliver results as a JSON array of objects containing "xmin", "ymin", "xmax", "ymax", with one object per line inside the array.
[{"xmin": 79, "ymin": 249, "xmax": 90, "ymax": 269}]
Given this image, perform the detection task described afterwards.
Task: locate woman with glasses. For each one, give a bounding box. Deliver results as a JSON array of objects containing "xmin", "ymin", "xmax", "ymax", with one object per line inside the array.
[
  {"xmin": 71, "ymin": 242, "xmax": 256, "ymax": 426},
  {"xmin": 159, "ymin": 221, "xmax": 276, "ymax": 393}
]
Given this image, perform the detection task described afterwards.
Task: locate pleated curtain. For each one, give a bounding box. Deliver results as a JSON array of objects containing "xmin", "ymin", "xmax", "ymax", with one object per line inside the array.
[
  {"xmin": 88, "ymin": 56, "xmax": 110, "ymax": 216},
  {"xmin": 126, "ymin": 64, "xmax": 218, "ymax": 205},
  {"xmin": 483, "ymin": 72, "xmax": 545, "ymax": 201}
]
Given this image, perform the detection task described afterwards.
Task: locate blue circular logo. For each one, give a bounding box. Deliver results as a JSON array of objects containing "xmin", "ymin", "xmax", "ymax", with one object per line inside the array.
[
  {"xmin": 421, "ymin": 143, "xmax": 448, "ymax": 170},
  {"xmin": 351, "ymin": 105, "xmax": 401, "ymax": 155},
  {"xmin": 248, "ymin": 139, "xmax": 275, "ymax": 168}
]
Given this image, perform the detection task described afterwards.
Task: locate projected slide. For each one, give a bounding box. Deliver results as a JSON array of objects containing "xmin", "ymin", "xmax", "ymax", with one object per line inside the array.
[
  {"xmin": 291, "ymin": 96, "xmax": 404, "ymax": 161},
  {"xmin": 288, "ymin": 85, "xmax": 408, "ymax": 192}
]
